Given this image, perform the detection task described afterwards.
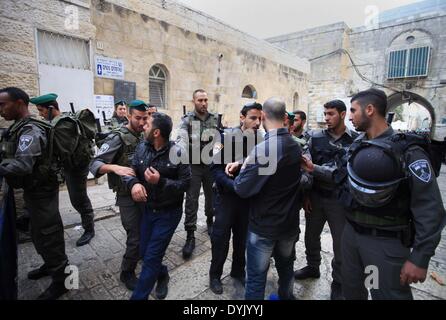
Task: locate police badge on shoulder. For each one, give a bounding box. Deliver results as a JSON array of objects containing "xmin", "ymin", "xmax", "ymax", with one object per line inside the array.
[{"xmin": 409, "ymin": 159, "xmax": 432, "ymax": 183}]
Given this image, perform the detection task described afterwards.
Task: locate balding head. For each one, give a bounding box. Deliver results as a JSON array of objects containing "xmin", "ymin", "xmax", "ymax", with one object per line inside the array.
[{"xmin": 263, "ymin": 97, "xmax": 287, "ymax": 121}]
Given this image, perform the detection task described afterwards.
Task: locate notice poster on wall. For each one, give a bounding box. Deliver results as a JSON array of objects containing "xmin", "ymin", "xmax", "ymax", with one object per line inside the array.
[{"xmin": 94, "ymin": 95, "xmax": 115, "ymax": 125}]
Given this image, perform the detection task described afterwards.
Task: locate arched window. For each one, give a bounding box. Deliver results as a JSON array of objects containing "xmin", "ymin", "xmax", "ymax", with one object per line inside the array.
[
  {"xmin": 149, "ymin": 64, "xmax": 168, "ymax": 109},
  {"xmin": 293, "ymin": 92, "xmax": 299, "ymax": 109},
  {"xmin": 242, "ymin": 85, "xmax": 257, "ymax": 99}
]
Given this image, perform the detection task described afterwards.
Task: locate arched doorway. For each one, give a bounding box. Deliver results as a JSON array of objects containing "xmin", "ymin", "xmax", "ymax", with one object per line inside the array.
[{"xmin": 387, "ymin": 91, "xmax": 435, "ymax": 134}]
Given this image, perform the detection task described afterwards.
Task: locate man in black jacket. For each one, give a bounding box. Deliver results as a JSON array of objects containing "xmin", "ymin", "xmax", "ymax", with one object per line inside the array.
[
  {"xmin": 234, "ymin": 97, "xmax": 302, "ymax": 300},
  {"xmin": 124, "ymin": 113, "xmax": 191, "ymax": 300}
]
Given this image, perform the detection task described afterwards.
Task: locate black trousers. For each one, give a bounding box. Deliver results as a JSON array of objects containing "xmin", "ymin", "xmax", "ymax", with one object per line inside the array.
[{"xmin": 209, "ymin": 192, "xmax": 249, "ymax": 280}]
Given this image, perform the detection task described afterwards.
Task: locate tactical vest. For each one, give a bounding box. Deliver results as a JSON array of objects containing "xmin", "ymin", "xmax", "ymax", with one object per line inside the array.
[
  {"xmin": 0, "ymin": 117, "xmax": 59, "ymax": 190},
  {"xmin": 106, "ymin": 126, "xmax": 142, "ymax": 196},
  {"xmin": 310, "ymin": 130, "xmax": 357, "ymax": 166},
  {"xmin": 341, "ymin": 133, "xmax": 428, "ymax": 228},
  {"xmin": 183, "ymin": 112, "xmax": 218, "ymax": 162}
]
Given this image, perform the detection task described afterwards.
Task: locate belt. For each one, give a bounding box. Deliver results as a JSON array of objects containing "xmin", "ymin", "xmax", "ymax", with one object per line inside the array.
[{"xmin": 348, "ymin": 220, "xmax": 402, "ymax": 239}]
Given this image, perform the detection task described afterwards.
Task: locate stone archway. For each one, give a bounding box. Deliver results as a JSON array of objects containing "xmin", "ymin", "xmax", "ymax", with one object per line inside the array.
[{"xmin": 387, "ymin": 91, "xmax": 435, "ymax": 134}]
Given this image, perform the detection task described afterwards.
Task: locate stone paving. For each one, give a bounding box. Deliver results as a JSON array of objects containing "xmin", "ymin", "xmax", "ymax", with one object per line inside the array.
[{"xmin": 17, "ymin": 170, "xmax": 446, "ymax": 300}]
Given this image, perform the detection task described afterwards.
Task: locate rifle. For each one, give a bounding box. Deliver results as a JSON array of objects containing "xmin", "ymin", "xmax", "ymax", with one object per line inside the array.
[
  {"xmin": 183, "ymin": 105, "xmax": 186, "ymax": 116},
  {"xmin": 102, "ymin": 111, "xmax": 111, "ymax": 127},
  {"xmin": 217, "ymin": 113, "xmax": 223, "ymax": 131},
  {"xmin": 95, "ymin": 118, "xmax": 102, "ymax": 133},
  {"xmin": 70, "ymin": 102, "xmax": 76, "ymax": 115},
  {"xmin": 386, "ymin": 112, "xmax": 395, "ymax": 126},
  {"xmin": 48, "ymin": 106, "xmax": 54, "ymax": 124}
]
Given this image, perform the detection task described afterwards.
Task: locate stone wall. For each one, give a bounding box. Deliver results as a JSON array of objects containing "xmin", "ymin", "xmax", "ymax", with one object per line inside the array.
[
  {"xmin": 92, "ymin": 0, "xmax": 309, "ymax": 126},
  {"xmin": 268, "ymin": 10, "xmax": 446, "ymax": 134},
  {"xmin": 0, "ymin": 0, "xmax": 310, "ymax": 128}
]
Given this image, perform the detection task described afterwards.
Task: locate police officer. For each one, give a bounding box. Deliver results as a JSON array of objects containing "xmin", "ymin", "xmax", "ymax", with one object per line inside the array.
[
  {"xmin": 90, "ymin": 100, "xmax": 149, "ymax": 291},
  {"xmin": 147, "ymin": 104, "xmax": 158, "ymax": 118},
  {"xmin": 111, "ymin": 100, "xmax": 129, "ymax": 128},
  {"xmin": 291, "ymin": 110, "xmax": 311, "ymax": 141},
  {"xmin": 340, "ymin": 88, "xmax": 446, "ymax": 299},
  {"xmin": 176, "ymin": 89, "xmax": 219, "ymax": 259},
  {"xmin": 30, "ymin": 93, "xmax": 95, "ymax": 246},
  {"xmin": 208, "ymin": 102, "xmax": 263, "ymax": 294},
  {"xmin": 0, "ymin": 87, "xmax": 69, "ymax": 300},
  {"xmin": 295, "ymin": 100, "xmax": 358, "ymax": 300}
]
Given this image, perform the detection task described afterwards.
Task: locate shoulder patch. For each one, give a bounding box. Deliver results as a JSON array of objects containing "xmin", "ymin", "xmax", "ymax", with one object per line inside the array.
[
  {"xmin": 212, "ymin": 142, "xmax": 224, "ymax": 155},
  {"xmin": 409, "ymin": 159, "xmax": 432, "ymax": 183},
  {"xmin": 18, "ymin": 135, "xmax": 34, "ymax": 152},
  {"xmin": 98, "ymin": 143, "xmax": 110, "ymax": 155}
]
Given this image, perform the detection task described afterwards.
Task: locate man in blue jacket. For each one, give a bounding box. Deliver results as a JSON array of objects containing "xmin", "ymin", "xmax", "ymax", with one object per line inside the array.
[
  {"xmin": 124, "ymin": 113, "xmax": 191, "ymax": 300},
  {"xmin": 234, "ymin": 97, "xmax": 303, "ymax": 300}
]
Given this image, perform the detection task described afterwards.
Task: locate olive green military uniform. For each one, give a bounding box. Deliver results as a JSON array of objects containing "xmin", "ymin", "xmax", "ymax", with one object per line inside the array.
[
  {"xmin": 0, "ymin": 117, "xmax": 68, "ymax": 283},
  {"xmin": 89, "ymin": 126, "xmax": 142, "ymax": 273},
  {"xmin": 177, "ymin": 111, "xmax": 218, "ymax": 232},
  {"xmin": 50, "ymin": 113, "xmax": 95, "ymax": 234}
]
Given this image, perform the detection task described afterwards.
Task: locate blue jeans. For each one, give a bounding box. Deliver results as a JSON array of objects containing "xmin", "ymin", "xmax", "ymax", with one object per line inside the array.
[
  {"xmin": 130, "ymin": 206, "xmax": 182, "ymax": 300},
  {"xmin": 245, "ymin": 230, "xmax": 296, "ymax": 300}
]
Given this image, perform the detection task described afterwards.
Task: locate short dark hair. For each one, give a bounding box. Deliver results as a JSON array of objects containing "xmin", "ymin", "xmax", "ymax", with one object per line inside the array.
[
  {"xmin": 0, "ymin": 87, "xmax": 29, "ymax": 105},
  {"xmin": 148, "ymin": 104, "xmax": 158, "ymax": 111},
  {"xmin": 151, "ymin": 112, "xmax": 173, "ymax": 140},
  {"xmin": 350, "ymin": 88, "xmax": 387, "ymax": 117},
  {"xmin": 293, "ymin": 110, "xmax": 307, "ymax": 121},
  {"xmin": 324, "ymin": 100, "xmax": 346, "ymax": 114},
  {"xmin": 39, "ymin": 100, "xmax": 59, "ymax": 111},
  {"xmin": 241, "ymin": 102, "xmax": 262, "ymax": 116},
  {"xmin": 193, "ymin": 89, "xmax": 207, "ymax": 99}
]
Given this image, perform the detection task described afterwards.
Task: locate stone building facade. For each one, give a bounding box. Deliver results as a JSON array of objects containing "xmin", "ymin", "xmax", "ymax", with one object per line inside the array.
[
  {"xmin": 268, "ymin": 0, "xmax": 446, "ymax": 138},
  {"xmin": 0, "ymin": 0, "xmax": 309, "ymax": 128}
]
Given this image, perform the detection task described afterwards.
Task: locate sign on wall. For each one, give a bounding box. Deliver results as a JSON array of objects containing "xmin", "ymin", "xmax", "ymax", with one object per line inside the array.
[
  {"xmin": 94, "ymin": 95, "xmax": 115, "ymax": 125},
  {"xmin": 95, "ymin": 56, "xmax": 124, "ymax": 80},
  {"xmin": 114, "ymin": 80, "xmax": 136, "ymax": 104}
]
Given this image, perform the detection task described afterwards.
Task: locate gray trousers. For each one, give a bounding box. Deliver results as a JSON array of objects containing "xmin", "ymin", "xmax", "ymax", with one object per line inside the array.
[
  {"xmin": 64, "ymin": 166, "xmax": 94, "ymax": 231},
  {"xmin": 341, "ymin": 222, "xmax": 413, "ymax": 300},
  {"xmin": 25, "ymin": 188, "xmax": 68, "ymax": 283},
  {"xmin": 184, "ymin": 164, "xmax": 214, "ymax": 232},
  {"xmin": 304, "ymin": 191, "xmax": 346, "ymax": 284},
  {"xmin": 117, "ymin": 195, "xmax": 142, "ymax": 273}
]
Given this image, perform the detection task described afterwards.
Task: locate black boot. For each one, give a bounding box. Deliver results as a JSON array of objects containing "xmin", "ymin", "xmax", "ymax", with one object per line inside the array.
[
  {"xmin": 37, "ymin": 281, "xmax": 68, "ymax": 300},
  {"xmin": 209, "ymin": 278, "xmax": 223, "ymax": 295},
  {"xmin": 28, "ymin": 265, "xmax": 50, "ymax": 280},
  {"xmin": 182, "ymin": 231, "xmax": 195, "ymax": 259},
  {"xmin": 155, "ymin": 273, "xmax": 170, "ymax": 300},
  {"xmin": 76, "ymin": 227, "xmax": 95, "ymax": 247},
  {"xmin": 294, "ymin": 266, "xmax": 320, "ymax": 280},
  {"xmin": 330, "ymin": 282, "xmax": 344, "ymax": 300},
  {"xmin": 120, "ymin": 271, "xmax": 138, "ymax": 291}
]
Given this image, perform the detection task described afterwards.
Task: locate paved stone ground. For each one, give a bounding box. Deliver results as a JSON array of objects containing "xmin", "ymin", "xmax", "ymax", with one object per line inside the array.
[{"xmin": 17, "ymin": 170, "xmax": 446, "ymax": 300}]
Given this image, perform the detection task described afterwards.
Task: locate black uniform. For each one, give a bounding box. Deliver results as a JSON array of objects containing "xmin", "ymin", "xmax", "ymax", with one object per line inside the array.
[
  {"xmin": 340, "ymin": 127, "xmax": 446, "ymax": 300},
  {"xmin": 298, "ymin": 128, "xmax": 358, "ymax": 293},
  {"xmin": 209, "ymin": 127, "xmax": 262, "ymax": 282}
]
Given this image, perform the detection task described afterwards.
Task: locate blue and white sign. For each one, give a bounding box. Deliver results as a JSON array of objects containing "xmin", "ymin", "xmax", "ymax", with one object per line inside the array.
[{"xmin": 95, "ymin": 56, "xmax": 124, "ymax": 80}]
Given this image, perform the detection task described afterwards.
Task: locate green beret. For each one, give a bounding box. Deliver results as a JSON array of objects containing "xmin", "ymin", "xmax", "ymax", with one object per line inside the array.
[
  {"xmin": 129, "ymin": 100, "xmax": 148, "ymax": 111},
  {"xmin": 115, "ymin": 100, "xmax": 127, "ymax": 106},
  {"xmin": 287, "ymin": 112, "xmax": 295, "ymax": 122},
  {"xmin": 30, "ymin": 93, "xmax": 58, "ymax": 106}
]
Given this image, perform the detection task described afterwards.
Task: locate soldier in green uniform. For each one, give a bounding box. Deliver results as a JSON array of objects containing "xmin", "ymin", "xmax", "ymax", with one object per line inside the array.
[
  {"xmin": 30, "ymin": 93, "xmax": 95, "ymax": 247},
  {"xmin": 89, "ymin": 100, "xmax": 149, "ymax": 291},
  {"xmin": 176, "ymin": 89, "xmax": 219, "ymax": 259},
  {"xmin": 0, "ymin": 87, "xmax": 68, "ymax": 300},
  {"xmin": 110, "ymin": 100, "xmax": 129, "ymax": 128}
]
